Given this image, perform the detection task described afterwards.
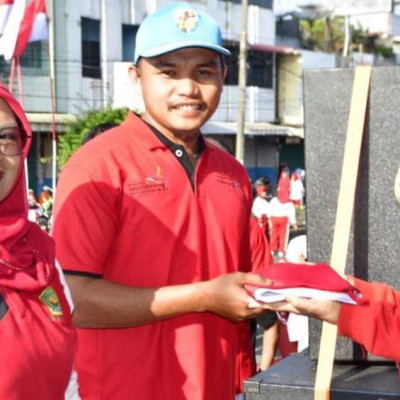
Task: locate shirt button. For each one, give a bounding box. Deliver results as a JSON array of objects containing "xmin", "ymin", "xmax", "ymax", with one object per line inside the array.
[{"xmin": 175, "ymin": 149, "xmax": 183, "ymax": 158}]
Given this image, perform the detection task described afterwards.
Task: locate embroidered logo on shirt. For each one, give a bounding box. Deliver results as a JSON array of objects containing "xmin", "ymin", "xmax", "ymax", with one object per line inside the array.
[
  {"xmin": 40, "ymin": 286, "xmax": 63, "ymax": 316},
  {"xmin": 126, "ymin": 166, "xmax": 170, "ymax": 196},
  {"xmin": 176, "ymin": 9, "xmax": 198, "ymax": 33},
  {"xmin": 215, "ymin": 174, "xmax": 244, "ymax": 197},
  {"xmin": 145, "ymin": 166, "xmax": 164, "ymax": 184}
]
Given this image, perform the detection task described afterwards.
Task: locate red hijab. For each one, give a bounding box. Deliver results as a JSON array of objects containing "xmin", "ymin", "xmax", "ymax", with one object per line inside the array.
[{"xmin": 0, "ymin": 84, "xmax": 54, "ymax": 291}]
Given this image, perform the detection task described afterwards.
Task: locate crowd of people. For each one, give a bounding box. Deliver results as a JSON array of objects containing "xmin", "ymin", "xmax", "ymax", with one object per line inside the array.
[
  {"xmin": 251, "ymin": 166, "xmax": 305, "ymax": 260},
  {"xmin": 27, "ymin": 186, "xmax": 53, "ymax": 231},
  {"xmin": 1, "ymin": 2, "xmax": 400, "ymax": 400}
]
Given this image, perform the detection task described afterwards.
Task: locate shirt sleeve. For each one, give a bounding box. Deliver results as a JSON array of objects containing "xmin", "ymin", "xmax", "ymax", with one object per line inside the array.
[
  {"xmin": 52, "ymin": 165, "xmax": 119, "ymax": 276},
  {"xmin": 338, "ymin": 279, "xmax": 400, "ymax": 362}
]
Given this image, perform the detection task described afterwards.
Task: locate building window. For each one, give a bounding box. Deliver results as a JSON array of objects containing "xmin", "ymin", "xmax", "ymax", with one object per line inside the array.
[
  {"xmin": 81, "ymin": 17, "xmax": 101, "ymax": 79},
  {"xmin": 122, "ymin": 24, "xmax": 139, "ymax": 62},
  {"xmin": 224, "ymin": 42, "xmax": 239, "ymax": 85},
  {"xmin": 20, "ymin": 41, "xmax": 42, "ymax": 69},
  {"xmin": 247, "ymin": 49, "xmax": 273, "ymax": 88},
  {"xmin": 218, "ymin": 0, "xmax": 273, "ymax": 8},
  {"xmin": 223, "ymin": 41, "xmax": 273, "ymax": 88},
  {"xmin": 0, "ymin": 41, "xmax": 48, "ymax": 77}
]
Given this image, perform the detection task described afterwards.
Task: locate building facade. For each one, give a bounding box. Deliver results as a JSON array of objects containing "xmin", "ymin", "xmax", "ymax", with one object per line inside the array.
[{"xmin": 1, "ymin": 0, "xmax": 304, "ymax": 192}]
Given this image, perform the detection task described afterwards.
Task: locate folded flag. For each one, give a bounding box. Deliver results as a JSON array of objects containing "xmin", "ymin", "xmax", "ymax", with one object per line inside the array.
[{"xmin": 245, "ymin": 262, "xmax": 366, "ymax": 305}]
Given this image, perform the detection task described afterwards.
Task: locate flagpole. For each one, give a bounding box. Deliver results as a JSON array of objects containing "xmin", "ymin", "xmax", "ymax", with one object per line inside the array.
[
  {"xmin": 8, "ymin": 55, "xmax": 15, "ymax": 92},
  {"xmin": 48, "ymin": 0, "xmax": 57, "ymax": 195},
  {"xmin": 101, "ymin": 0, "xmax": 108, "ymax": 108},
  {"xmin": 16, "ymin": 56, "xmax": 24, "ymax": 106},
  {"xmin": 15, "ymin": 55, "xmax": 29, "ymax": 191}
]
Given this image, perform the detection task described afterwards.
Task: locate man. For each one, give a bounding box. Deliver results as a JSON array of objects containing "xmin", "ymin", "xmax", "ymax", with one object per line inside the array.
[
  {"xmin": 269, "ymin": 194, "xmax": 298, "ymax": 259},
  {"xmin": 53, "ymin": 3, "xmax": 268, "ymax": 399},
  {"xmin": 251, "ymin": 177, "xmax": 271, "ymax": 233}
]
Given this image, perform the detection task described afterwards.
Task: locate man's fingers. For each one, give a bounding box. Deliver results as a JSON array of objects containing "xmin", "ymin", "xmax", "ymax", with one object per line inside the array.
[{"xmin": 244, "ymin": 272, "xmax": 272, "ymax": 286}]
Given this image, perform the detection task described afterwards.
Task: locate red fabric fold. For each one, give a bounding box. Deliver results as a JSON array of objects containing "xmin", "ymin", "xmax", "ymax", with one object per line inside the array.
[{"xmin": 245, "ymin": 262, "xmax": 366, "ymax": 304}]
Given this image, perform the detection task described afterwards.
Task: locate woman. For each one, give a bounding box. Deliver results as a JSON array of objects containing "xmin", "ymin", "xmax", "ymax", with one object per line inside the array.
[{"xmin": 0, "ymin": 84, "xmax": 76, "ymax": 399}]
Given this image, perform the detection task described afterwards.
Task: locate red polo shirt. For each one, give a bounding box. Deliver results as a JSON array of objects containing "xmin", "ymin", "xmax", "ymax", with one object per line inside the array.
[{"xmin": 53, "ymin": 112, "xmax": 253, "ymax": 400}]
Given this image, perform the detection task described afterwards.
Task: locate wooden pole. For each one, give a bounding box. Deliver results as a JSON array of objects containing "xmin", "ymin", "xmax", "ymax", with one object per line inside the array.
[{"xmin": 314, "ymin": 65, "xmax": 372, "ymax": 400}]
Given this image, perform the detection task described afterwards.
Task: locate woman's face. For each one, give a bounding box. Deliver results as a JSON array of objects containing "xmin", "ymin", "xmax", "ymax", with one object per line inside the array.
[{"xmin": 0, "ymin": 99, "xmax": 22, "ymax": 202}]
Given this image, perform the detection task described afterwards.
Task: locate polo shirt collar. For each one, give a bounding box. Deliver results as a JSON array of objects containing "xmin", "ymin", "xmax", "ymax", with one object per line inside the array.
[{"xmin": 124, "ymin": 111, "xmax": 207, "ymax": 155}]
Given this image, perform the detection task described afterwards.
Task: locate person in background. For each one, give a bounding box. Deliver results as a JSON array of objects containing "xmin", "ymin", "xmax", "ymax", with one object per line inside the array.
[
  {"xmin": 39, "ymin": 185, "xmax": 54, "ymax": 220},
  {"xmin": 281, "ymin": 235, "xmax": 309, "ymax": 355},
  {"xmin": 52, "ymin": 3, "xmax": 269, "ymax": 399},
  {"xmin": 252, "ymin": 177, "xmax": 271, "ymax": 234},
  {"xmin": 269, "ymin": 194, "xmax": 298, "ymax": 259},
  {"xmin": 290, "ymin": 170, "xmax": 305, "ymax": 206},
  {"xmin": 277, "ymin": 166, "xmax": 291, "ymax": 203},
  {"xmin": 0, "ymin": 83, "xmax": 76, "ymax": 399},
  {"xmin": 27, "ymin": 188, "xmax": 44, "ymax": 223}
]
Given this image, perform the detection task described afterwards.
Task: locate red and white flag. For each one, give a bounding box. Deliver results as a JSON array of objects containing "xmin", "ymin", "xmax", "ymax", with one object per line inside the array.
[
  {"xmin": 0, "ymin": 0, "xmax": 47, "ymax": 60},
  {"xmin": 0, "ymin": 0, "xmax": 24, "ymax": 60},
  {"xmin": 0, "ymin": 0, "xmax": 13, "ymax": 35},
  {"xmin": 14, "ymin": 0, "xmax": 47, "ymax": 58}
]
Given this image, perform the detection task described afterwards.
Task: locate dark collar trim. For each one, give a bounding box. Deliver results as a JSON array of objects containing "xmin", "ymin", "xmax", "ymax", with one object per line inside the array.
[{"xmin": 142, "ymin": 119, "xmax": 207, "ymax": 156}]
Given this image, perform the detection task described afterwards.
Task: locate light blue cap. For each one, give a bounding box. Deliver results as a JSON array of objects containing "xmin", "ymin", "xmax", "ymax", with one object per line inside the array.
[{"xmin": 134, "ymin": 2, "xmax": 231, "ymax": 65}]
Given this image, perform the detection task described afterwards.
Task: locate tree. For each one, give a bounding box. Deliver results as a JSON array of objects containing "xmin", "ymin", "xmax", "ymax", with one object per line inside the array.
[
  {"xmin": 299, "ymin": 17, "xmax": 345, "ymax": 53},
  {"xmin": 58, "ymin": 107, "xmax": 129, "ymax": 169}
]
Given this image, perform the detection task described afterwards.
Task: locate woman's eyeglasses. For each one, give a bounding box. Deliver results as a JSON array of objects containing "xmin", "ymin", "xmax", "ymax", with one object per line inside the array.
[{"xmin": 0, "ymin": 127, "xmax": 26, "ymax": 157}]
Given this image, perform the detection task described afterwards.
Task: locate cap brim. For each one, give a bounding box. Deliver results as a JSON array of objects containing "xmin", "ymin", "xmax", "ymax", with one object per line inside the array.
[{"xmin": 135, "ymin": 42, "xmax": 231, "ymax": 64}]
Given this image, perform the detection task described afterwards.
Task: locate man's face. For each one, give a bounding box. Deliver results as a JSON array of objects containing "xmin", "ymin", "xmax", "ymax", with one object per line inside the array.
[{"xmin": 130, "ymin": 47, "xmax": 227, "ymax": 141}]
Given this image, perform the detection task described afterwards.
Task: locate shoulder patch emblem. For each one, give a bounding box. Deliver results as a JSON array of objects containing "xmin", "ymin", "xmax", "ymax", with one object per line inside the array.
[{"xmin": 40, "ymin": 286, "xmax": 63, "ymax": 316}]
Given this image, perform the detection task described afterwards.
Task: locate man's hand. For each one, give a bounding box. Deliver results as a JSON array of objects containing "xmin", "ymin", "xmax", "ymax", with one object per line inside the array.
[
  {"xmin": 197, "ymin": 272, "xmax": 272, "ymax": 321},
  {"xmin": 264, "ymin": 295, "xmax": 341, "ymax": 325}
]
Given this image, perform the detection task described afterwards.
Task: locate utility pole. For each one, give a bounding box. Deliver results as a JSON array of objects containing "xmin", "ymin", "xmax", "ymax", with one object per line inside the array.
[
  {"xmin": 235, "ymin": 0, "xmax": 248, "ymax": 165},
  {"xmin": 101, "ymin": 0, "xmax": 108, "ymax": 108}
]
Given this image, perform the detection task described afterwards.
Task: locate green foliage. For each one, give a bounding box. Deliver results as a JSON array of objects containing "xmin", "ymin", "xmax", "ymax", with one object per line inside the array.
[
  {"xmin": 299, "ymin": 17, "xmax": 346, "ymax": 53},
  {"xmin": 58, "ymin": 107, "xmax": 129, "ymax": 169},
  {"xmin": 375, "ymin": 45, "xmax": 394, "ymax": 58}
]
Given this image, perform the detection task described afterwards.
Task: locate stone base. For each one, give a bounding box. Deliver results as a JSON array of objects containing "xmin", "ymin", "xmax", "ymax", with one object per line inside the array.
[{"xmin": 244, "ymin": 352, "xmax": 400, "ymax": 399}]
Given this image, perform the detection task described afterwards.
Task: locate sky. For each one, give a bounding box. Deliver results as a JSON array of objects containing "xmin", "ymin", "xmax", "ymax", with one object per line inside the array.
[
  {"xmin": 274, "ymin": 0, "xmax": 300, "ymax": 15},
  {"xmin": 274, "ymin": 0, "xmax": 393, "ymax": 16}
]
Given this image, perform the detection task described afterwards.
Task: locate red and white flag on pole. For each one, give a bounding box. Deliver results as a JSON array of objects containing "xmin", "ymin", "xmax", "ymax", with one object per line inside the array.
[
  {"xmin": 14, "ymin": 0, "xmax": 47, "ymax": 58},
  {"xmin": 0, "ymin": 0, "xmax": 13, "ymax": 35}
]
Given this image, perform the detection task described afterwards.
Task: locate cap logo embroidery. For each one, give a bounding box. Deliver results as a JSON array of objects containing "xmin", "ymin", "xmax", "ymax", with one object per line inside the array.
[{"xmin": 176, "ymin": 10, "xmax": 198, "ymax": 33}]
